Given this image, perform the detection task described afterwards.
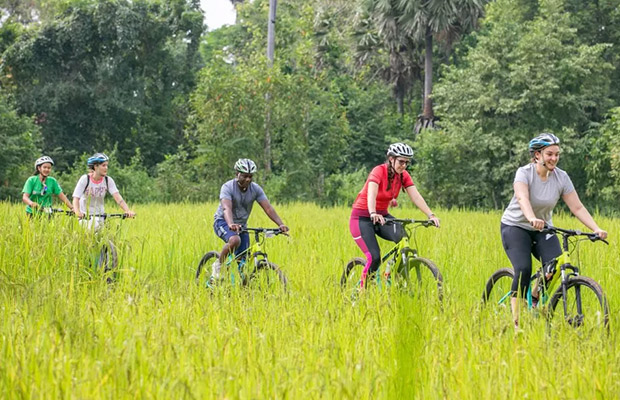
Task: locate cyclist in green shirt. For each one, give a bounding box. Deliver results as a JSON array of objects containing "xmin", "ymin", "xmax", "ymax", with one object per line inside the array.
[{"xmin": 22, "ymin": 156, "xmax": 73, "ymax": 216}]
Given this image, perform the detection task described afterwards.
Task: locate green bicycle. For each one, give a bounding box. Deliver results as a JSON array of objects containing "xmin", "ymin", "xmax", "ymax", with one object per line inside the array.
[
  {"xmin": 195, "ymin": 227, "xmax": 288, "ymax": 290},
  {"xmin": 482, "ymin": 225, "xmax": 610, "ymax": 332},
  {"xmin": 340, "ymin": 218, "xmax": 443, "ymax": 302}
]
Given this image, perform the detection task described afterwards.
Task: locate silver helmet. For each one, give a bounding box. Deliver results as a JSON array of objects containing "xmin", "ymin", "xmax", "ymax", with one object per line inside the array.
[
  {"xmin": 234, "ymin": 158, "xmax": 257, "ymax": 174},
  {"xmin": 386, "ymin": 142, "xmax": 413, "ymax": 158}
]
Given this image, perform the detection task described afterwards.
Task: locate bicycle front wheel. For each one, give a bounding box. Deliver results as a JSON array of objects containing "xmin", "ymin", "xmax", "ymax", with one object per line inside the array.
[
  {"xmin": 399, "ymin": 251, "xmax": 443, "ymax": 303},
  {"xmin": 548, "ymin": 276, "xmax": 610, "ymax": 333},
  {"xmin": 195, "ymin": 251, "xmax": 219, "ymax": 286},
  {"xmin": 98, "ymin": 240, "xmax": 118, "ymax": 282},
  {"xmin": 248, "ymin": 260, "xmax": 288, "ymax": 291}
]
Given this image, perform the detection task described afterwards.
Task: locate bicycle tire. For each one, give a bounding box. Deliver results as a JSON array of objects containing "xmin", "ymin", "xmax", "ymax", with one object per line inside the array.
[
  {"xmin": 340, "ymin": 257, "xmax": 365, "ymax": 290},
  {"xmin": 481, "ymin": 268, "xmax": 515, "ymax": 304},
  {"xmin": 398, "ymin": 250, "xmax": 443, "ymax": 302},
  {"xmin": 548, "ymin": 276, "xmax": 610, "ymax": 333},
  {"xmin": 195, "ymin": 251, "xmax": 220, "ymax": 285},
  {"xmin": 248, "ymin": 260, "xmax": 288, "ymax": 291},
  {"xmin": 97, "ymin": 240, "xmax": 118, "ymax": 282}
]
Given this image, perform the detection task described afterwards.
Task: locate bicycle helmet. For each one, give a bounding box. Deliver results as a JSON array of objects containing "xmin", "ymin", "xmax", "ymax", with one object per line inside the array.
[
  {"xmin": 234, "ymin": 158, "xmax": 257, "ymax": 174},
  {"xmin": 387, "ymin": 142, "xmax": 413, "ymax": 158},
  {"xmin": 87, "ymin": 152, "xmax": 110, "ymax": 167},
  {"xmin": 529, "ymin": 133, "xmax": 560, "ymax": 155},
  {"xmin": 34, "ymin": 156, "xmax": 54, "ymax": 169}
]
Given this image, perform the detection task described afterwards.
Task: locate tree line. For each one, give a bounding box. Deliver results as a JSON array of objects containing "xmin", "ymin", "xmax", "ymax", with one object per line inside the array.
[{"xmin": 1, "ymin": 0, "xmax": 619, "ymax": 213}]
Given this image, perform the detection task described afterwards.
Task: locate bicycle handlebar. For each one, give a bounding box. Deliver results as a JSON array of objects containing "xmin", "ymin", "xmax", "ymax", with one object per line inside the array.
[
  {"xmin": 543, "ymin": 224, "xmax": 608, "ymax": 245},
  {"xmin": 47, "ymin": 208, "xmax": 74, "ymax": 215},
  {"xmin": 81, "ymin": 213, "xmax": 134, "ymax": 220},
  {"xmin": 384, "ymin": 218, "xmax": 437, "ymax": 228},
  {"xmin": 240, "ymin": 227, "xmax": 288, "ymax": 237}
]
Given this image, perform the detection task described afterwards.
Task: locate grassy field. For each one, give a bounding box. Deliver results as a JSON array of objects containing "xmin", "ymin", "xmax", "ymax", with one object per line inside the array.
[{"xmin": 1, "ymin": 202, "xmax": 619, "ymax": 399}]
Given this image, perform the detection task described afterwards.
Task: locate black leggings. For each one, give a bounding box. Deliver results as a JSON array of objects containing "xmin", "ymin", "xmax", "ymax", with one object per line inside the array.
[
  {"xmin": 500, "ymin": 223, "xmax": 561, "ymax": 297},
  {"xmin": 350, "ymin": 213, "xmax": 405, "ymax": 277}
]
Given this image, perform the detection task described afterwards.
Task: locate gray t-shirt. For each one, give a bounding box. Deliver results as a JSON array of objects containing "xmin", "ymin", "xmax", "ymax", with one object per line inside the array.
[
  {"xmin": 501, "ymin": 163, "xmax": 575, "ymax": 230},
  {"xmin": 72, "ymin": 174, "xmax": 119, "ymax": 215},
  {"xmin": 214, "ymin": 179, "xmax": 268, "ymax": 226}
]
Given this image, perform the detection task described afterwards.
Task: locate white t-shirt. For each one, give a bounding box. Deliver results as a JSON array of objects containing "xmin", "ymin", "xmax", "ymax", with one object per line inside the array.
[
  {"xmin": 72, "ymin": 174, "xmax": 119, "ymax": 215},
  {"xmin": 501, "ymin": 163, "xmax": 575, "ymax": 230}
]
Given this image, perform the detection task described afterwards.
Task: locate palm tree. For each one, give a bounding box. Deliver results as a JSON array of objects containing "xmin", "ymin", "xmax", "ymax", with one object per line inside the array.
[
  {"xmin": 356, "ymin": 0, "xmax": 488, "ymax": 131},
  {"xmin": 398, "ymin": 0, "xmax": 488, "ymax": 132},
  {"xmin": 354, "ymin": 0, "xmax": 423, "ymax": 116}
]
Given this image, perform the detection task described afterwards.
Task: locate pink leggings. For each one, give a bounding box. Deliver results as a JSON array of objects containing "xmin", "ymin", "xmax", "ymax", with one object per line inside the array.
[{"xmin": 349, "ymin": 210, "xmax": 403, "ymax": 286}]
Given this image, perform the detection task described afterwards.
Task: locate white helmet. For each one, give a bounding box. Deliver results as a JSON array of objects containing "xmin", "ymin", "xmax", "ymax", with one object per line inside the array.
[
  {"xmin": 387, "ymin": 143, "xmax": 413, "ymax": 158},
  {"xmin": 234, "ymin": 158, "xmax": 257, "ymax": 174},
  {"xmin": 35, "ymin": 156, "xmax": 54, "ymax": 169}
]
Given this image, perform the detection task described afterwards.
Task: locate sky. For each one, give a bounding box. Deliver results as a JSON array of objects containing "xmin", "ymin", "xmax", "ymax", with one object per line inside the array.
[{"xmin": 200, "ymin": 0, "xmax": 236, "ymax": 31}]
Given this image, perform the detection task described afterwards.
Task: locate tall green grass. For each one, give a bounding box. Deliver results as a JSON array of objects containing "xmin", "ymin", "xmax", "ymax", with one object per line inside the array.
[{"xmin": 0, "ymin": 202, "xmax": 618, "ymax": 398}]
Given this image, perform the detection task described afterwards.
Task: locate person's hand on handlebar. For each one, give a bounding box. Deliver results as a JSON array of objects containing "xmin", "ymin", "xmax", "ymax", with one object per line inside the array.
[
  {"xmin": 370, "ymin": 212, "xmax": 385, "ymax": 225},
  {"xmin": 429, "ymin": 214, "xmax": 440, "ymax": 228},
  {"xmin": 229, "ymin": 223, "xmax": 242, "ymax": 232},
  {"xmin": 124, "ymin": 210, "xmax": 136, "ymax": 218},
  {"xmin": 279, "ymin": 224, "xmax": 289, "ymax": 233},
  {"xmin": 594, "ymin": 228, "xmax": 608, "ymax": 240},
  {"xmin": 529, "ymin": 218, "xmax": 545, "ymax": 231}
]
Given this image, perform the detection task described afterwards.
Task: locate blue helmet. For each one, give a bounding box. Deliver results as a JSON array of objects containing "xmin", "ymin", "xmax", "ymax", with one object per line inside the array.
[
  {"xmin": 529, "ymin": 133, "xmax": 560, "ymax": 155},
  {"xmin": 87, "ymin": 152, "xmax": 109, "ymax": 167}
]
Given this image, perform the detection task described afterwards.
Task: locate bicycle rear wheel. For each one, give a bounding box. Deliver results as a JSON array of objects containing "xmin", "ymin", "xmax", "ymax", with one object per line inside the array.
[
  {"xmin": 482, "ymin": 268, "xmax": 515, "ymax": 305},
  {"xmin": 398, "ymin": 251, "xmax": 443, "ymax": 303},
  {"xmin": 340, "ymin": 257, "xmax": 365, "ymax": 291},
  {"xmin": 548, "ymin": 276, "xmax": 609, "ymax": 333},
  {"xmin": 195, "ymin": 251, "xmax": 219, "ymax": 286},
  {"xmin": 97, "ymin": 240, "xmax": 118, "ymax": 283},
  {"xmin": 248, "ymin": 260, "xmax": 288, "ymax": 291}
]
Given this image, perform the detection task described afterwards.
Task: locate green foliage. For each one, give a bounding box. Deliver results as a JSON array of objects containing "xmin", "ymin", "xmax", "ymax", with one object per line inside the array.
[
  {"xmin": 0, "ymin": 94, "xmax": 39, "ymax": 201},
  {"xmin": 585, "ymin": 107, "xmax": 620, "ymax": 213},
  {"xmin": 415, "ymin": 0, "xmax": 614, "ymax": 208},
  {"xmin": 2, "ymin": 0, "xmax": 204, "ymax": 170},
  {"xmin": 154, "ymin": 150, "xmax": 203, "ymax": 203}
]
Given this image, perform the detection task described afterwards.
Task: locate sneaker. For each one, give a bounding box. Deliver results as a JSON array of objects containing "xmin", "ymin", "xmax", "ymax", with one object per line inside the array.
[{"xmin": 211, "ymin": 260, "xmax": 222, "ymax": 279}]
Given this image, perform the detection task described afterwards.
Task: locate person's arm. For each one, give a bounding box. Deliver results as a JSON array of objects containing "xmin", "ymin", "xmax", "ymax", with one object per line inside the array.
[
  {"xmin": 514, "ymin": 181, "xmax": 544, "ymax": 230},
  {"xmin": 58, "ymin": 192, "xmax": 73, "ymax": 210},
  {"xmin": 221, "ymin": 198, "xmax": 240, "ymax": 232},
  {"xmin": 111, "ymin": 192, "xmax": 135, "ymax": 217},
  {"xmin": 367, "ymin": 182, "xmax": 385, "ymax": 225},
  {"xmin": 563, "ymin": 190, "xmax": 607, "ymax": 239},
  {"xmin": 258, "ymin": 199, "xmax": 288, "ymax": 232},
  {"xmin": 405, "ymin": 185, "xmax": 440, "ymax": 227},
  {"xmin": 22, "ymin": 192, "xmax": 39, "ymax": 209},
  {"xmin": 72, "ymin": 196, "xmax": 83, "ymax": 218}
]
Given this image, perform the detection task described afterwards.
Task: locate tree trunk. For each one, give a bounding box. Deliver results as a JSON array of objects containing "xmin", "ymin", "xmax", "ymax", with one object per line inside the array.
[
  {"xmin": 415, "ymin": 26, "xmax": 437, "ymax": 134},
  {"xmin": 264, "ymin": 0, "xmax": 277, "ymax": 175}
]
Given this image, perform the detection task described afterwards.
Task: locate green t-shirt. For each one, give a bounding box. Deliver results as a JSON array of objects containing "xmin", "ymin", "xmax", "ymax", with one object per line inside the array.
[{"xmin": 22, "ymin": 176, "xmax": 63, "ymax": 214}]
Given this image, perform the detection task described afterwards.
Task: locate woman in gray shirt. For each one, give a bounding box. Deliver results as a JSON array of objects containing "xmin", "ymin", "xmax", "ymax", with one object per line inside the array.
[{"xmin": 500, "ymin": 133, "xmax": 607, "ymax": 329}]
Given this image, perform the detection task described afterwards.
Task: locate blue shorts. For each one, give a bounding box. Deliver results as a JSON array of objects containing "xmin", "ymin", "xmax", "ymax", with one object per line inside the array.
[{"xmin": 213, "ymin": 219, "xmax": 250, "ymax": 258}]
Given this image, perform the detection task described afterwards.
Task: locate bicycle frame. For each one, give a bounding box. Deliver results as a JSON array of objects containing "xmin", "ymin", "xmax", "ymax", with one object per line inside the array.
[
  {"xmin": 494, "ymin": 225, "xmax": 606, "ymax": 310},
  {"xmin": 371, "ymin": 219, "xmax": 433, "ymax": 285},
  {"xmin": 221, "ymin": 228, "xmax": 279, "ymax": 285}
]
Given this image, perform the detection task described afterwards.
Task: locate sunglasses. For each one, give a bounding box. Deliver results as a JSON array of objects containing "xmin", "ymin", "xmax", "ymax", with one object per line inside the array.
[
  {"xmin": 396, "ymin": 159, "xmax": 410, "ymax": 166},
  {"xmin": 42, "ymin": 185, "xmax": 48, "ymax": 195}
]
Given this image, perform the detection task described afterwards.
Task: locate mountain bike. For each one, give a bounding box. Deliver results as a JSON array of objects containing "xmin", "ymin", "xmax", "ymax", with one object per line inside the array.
[
  {"xmin": 482, "ymin": 225, "xmax": 610, "ymax": 332},
  {"xmin": 80, "ymin": 213, "xmax": 133, "ymax": 282},
  {"xmin": 195, "ymin": 227, "xmax": 288, "ymax": 291},
  {"xmin": 341, "ymin": 218, "xmax": 443, "ymax": 302}
]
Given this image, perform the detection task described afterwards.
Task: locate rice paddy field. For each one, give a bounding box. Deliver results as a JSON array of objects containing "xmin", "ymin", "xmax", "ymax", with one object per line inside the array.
[{"xmin": 1, "ymin": 201, "xmax": 619, "ymax": 399}]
